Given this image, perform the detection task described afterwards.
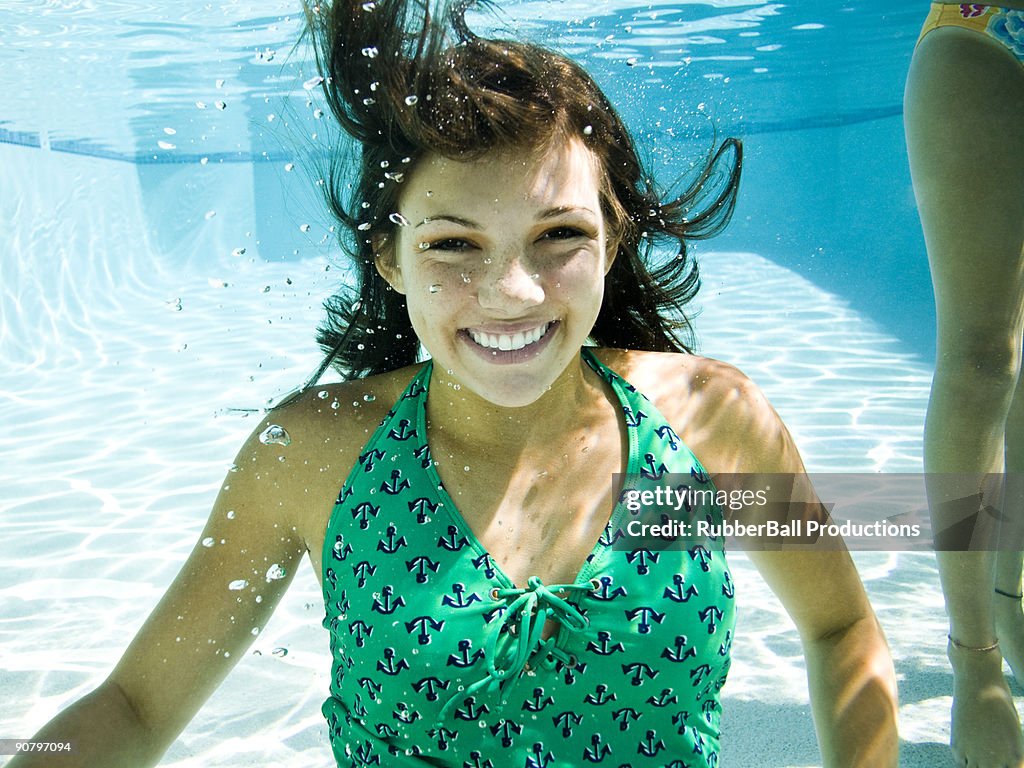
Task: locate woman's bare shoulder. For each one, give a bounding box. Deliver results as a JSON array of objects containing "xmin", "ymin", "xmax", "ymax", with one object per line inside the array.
[
  {"xmin": 592, "ymin": 347, "xmax": 761, "ymax": 411},
  {"xmin": 259, "ymin": 364, "xmax": 425, "ymax": 466},
  {"xmin": 592, "ymin": 348, "xmax": 794, "ymax": 473},
  {"xmin": 226, "ymin": 364, "xmax": 428, "ymax": 534}
]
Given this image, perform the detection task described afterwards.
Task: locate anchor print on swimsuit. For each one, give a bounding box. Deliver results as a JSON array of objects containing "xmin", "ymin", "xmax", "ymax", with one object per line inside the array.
[{"xmin": 320, "ymin": 350, "xmax": 736, "ymax": 767}]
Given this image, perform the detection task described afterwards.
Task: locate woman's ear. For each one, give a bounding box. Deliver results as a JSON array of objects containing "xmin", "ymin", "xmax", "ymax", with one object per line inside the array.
[
  {"xmin": 373, "ymin": 236, "xmax": 406, "ymax": 294},
  {"xmin": 603, "ymin": 235, "xmax": 620, "ymax": 276}
]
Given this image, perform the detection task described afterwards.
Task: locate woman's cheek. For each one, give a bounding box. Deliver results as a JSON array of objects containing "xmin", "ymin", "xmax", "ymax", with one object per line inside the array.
[{"xmin": 406, "ymin": 259, "xmax": 469, "ymax": 296}]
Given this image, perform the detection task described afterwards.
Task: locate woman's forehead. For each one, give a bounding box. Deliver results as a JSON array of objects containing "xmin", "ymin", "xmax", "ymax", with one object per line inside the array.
[{"xmin": 398, "ymin": 139, "xmax": 603, "ymax": 215}]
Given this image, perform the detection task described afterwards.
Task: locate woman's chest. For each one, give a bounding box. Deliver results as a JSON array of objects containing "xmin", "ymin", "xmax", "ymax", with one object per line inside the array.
[{"xmin": 323, "ymin": 509, "xmax": 736, "ymax": 752}]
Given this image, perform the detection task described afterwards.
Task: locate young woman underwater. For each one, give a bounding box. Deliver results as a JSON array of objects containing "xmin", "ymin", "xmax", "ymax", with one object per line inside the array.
[{"xmin": 11, "ymin": 1, "xmax": 898, "ymax": 766}]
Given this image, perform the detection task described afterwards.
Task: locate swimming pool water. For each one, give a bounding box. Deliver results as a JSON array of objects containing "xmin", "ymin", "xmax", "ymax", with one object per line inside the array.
[{"xmin": 0, "ymin": 3, "xmax": 977, "ymax": 766}]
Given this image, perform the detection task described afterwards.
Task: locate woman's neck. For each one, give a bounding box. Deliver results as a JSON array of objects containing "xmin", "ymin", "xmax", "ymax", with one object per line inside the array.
[{"xmin": 423, "ymin": 352, "xmax": 614, "ymax": 464}]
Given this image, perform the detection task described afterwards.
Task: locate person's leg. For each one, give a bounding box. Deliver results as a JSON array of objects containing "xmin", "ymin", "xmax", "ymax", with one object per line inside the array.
[
  {"xmin": 996, "ymin": 367, "xmax": 1024, "ymax": 687},
  {"xmin": 906, "ymin": 21, "xmax": 1024, "ymax": 768}
]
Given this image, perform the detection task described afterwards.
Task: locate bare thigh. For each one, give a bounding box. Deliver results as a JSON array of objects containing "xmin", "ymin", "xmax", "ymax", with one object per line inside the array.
[{"xmin": 905, "ymin": 26, "xmax": 1024, "ymax": 363}]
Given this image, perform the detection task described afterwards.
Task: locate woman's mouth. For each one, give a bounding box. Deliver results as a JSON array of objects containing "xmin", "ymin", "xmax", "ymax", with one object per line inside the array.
[
  {"xmin": 461, "ymin": 321, "xmax": 558, "ymax": 363},
  {"xmin": 467, "ymin": 322, "xmax": 552, "ymax": 351}
]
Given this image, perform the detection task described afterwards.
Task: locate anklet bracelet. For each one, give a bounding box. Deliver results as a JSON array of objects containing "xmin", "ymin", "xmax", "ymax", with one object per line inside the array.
[
  {"xmin": 948, "ymin": 634, "xmax": 1000, "ymax": 653},
  {"xmin": 995, "ymin": 587, "xmax": 1024, "ymax": 600}
]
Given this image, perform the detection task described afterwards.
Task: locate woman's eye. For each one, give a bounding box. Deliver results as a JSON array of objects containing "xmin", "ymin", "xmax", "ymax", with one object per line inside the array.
[
  {"xmin": 541, "ymin": 227, "xmax": 586, "ymax": 241},
  {"xmin": 423, "ymin": 238, "xmax": 473, "ymax": 252}
]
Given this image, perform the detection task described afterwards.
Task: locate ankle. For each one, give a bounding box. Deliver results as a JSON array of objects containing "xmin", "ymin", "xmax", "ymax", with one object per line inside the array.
[
  {"xmin": 948, "ymin": 635, "xmax": 1005, "ymax": 674},
  {"xmin": 948, "ymin": 634, "xmax": 1000, "ymax": 653}
]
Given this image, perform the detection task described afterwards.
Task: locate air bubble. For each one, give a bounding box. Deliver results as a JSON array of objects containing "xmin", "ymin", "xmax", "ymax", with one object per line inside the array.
[
  {"xmin": 259, "ymin": 424, "xmax": 292, "ymax": 446},
  {"xmin": 300, "ymin": 224, "xmax": 311, "ymax": 232},
  {"xmin": 461, "ymin": 273, "xmax": 471, "ymax": 284},
  {"xmin": 363, "ymin": 394, "xmax": 376, "ymax": 402},
  {"xmin": 232, "ymin": 247, "xmax": 246, "ymax": 257},
  {"xmin": 202, "ymin": 537, "xmax": 215, "ymax": 547},
  {"xmin": 583, "ymin": 125, "xmax": 593, "ymax": 135},
  {"xmin": 428, "ymin": 284, "xmax": 442, "ymax": 294},
  {"xmin": 389, "ymin": 212, "xmax": 410, "ymax": 226},
  {"xmin": 265, "ymin": 564, "xmax": 287, "ymax": 581},
  {"xmin": 272, "ymin": 647, "xmax": 289, "ymax": 657},
  {"xmin": 357, "ymin": 222, "xmax": 372, "ymax": 231},
  {"xmin": 318, "ymin": 390, "xmax": 329, "ymax": 399},
  {"xmin": 158, "ymin": 140, "xmax": 176, "ymax": 150},
  {"xmin": 215, "ymin": 101, "xmax": 227, "ymax": 110},
  {"xmin": 361, "ymin": 46, "xmax": 379, "ymax": 58},
  {"xmin": 303, "ymin": 75, "xmax": 324, "ymax": 90},
  {"xmin": 228, "ymin": 579, "xmax": 249, "ymax": 591},
  {"xmin": 404, "ymin": 95, "xmax": 419, "ymax": 106},
  {"xmin": 285, "ymin": 162, "xmax": 295, "ymax": 172},
  {"xmin": 361, "ymin": 1, "xmax": 377, "ymax": 10}
]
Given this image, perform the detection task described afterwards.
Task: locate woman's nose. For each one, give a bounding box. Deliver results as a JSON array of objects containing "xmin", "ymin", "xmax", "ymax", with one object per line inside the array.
[{"xmin": 475, "ymin": 252, "xmax": 545, "ymax": 311}]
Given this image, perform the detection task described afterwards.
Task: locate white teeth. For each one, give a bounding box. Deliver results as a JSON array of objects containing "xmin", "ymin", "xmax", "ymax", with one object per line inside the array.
[{"xmin": 469, "ymin": 323, "xmax": 549, "ymax": 351}]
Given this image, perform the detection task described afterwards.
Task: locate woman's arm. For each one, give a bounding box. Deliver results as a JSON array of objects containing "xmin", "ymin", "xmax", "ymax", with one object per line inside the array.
[
  {"xmin": 718, "ymin": 367, "xmax": 899, "ymax": 767},
  {"xmin": 632, "ymin": 352, "xmax": 899, "ymax": 768},
  {"xmin": 7, "ymin": 679, "xmax": 167, "ymax": 768},
  {"xmin": 8, "ymin": 410, "xmax": 316, "ymax": 768},
  {"xmin": 746, "ymin": 548, "xmax": 898, "ymax": 767}
]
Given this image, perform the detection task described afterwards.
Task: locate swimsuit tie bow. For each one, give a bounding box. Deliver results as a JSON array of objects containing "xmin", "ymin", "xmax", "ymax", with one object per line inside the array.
[{"xmin": 437, "ymin": 575, "xmax": 593, "ymax": 724}]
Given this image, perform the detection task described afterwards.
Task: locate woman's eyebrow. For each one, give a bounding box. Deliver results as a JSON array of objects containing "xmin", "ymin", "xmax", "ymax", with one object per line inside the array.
[
  {"xmin": 415, "ymin": 214, "xmax": 480, "ymax": 228},
  {"xmin": 538, "ymin": 205, "xmax": 598, "ymax": 220}
]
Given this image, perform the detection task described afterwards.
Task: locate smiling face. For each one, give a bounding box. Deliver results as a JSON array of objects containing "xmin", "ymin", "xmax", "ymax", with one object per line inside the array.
[{"xmin": 377, "ymin": 139, "xmax": 614, "ymax": 407}]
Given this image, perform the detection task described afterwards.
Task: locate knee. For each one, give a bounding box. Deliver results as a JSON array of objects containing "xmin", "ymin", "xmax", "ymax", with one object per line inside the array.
[{"xmin": 936, "ymin": 329, "xmax": 1022, "ymax": 397}]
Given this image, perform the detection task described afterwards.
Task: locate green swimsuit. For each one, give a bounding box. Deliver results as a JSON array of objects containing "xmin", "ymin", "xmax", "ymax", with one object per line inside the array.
[{"xmin": 320, "ymin": 349, "xmax": 736, "ymax": 767}]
